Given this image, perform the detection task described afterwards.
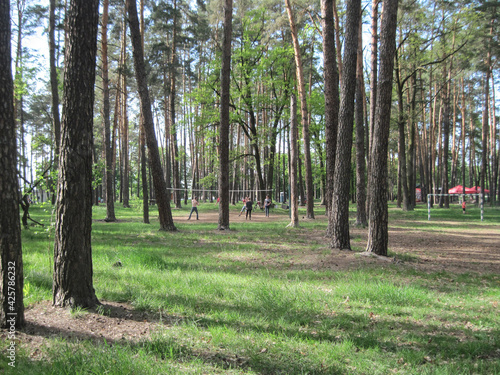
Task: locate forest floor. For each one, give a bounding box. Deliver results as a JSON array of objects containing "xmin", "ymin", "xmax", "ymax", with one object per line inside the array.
[
  {"xmin": 15, "ymin": 209, "xmax": 500, "ymax": 365},
  {"xmin": 4, "ymin": 205, "xmax": 500, "ymax": 373}
]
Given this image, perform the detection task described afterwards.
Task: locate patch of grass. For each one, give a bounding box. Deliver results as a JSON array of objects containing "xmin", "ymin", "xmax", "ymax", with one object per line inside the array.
[
  {"xmin": 388, "ymin": 250, "xmax": 419, "ymax": 263},
  {"xmin": 16, "ymin": 203, "xmax": 500, "ymax": 374},
  {"xmin": 70, "ymin": 306, "xmax": 89, "ymax": 319}
]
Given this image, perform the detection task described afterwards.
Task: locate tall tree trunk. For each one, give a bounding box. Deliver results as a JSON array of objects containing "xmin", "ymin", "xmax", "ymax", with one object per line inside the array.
[
  {"xmin": 163, "ymin": 71, "xmax": 172, "ymax": 191},
  {"xmin": 355, "ymin": 12, "xmax": 367, "ymax": 226},
  {"xmin": 49, "ymin": 0, "xmax": 61, "ymax": 160},
  {"xmin": 298, "ymin": 153, "xmax": 305, "ymax": 204},
  {"xmin": 329, "ymin": 0, "xmax": 361, "ymax": 250},
  {"xmin": 265, "ymin": 106, "xmax": 287, "ymax": 203},
  {"xmin": 139, "ymin": 0, "xmax": 149, "ymax": 223},
  {"xmin": 101, "ymin": 0, "xmax": 116, "ymax": 222},
  {"xmin": 0, "ymin": 0, "xmax": 25, "ymax": 327},
  {"xmin": 407, "ymin": 72, "xmax": 417, "ymax": 209},
  {"xmin": 395, "ymin": 59, "xmax": 409, "ymax": 210},
  {"xmin": 481, "ymin": 74, "xmax": 490, "ymax": 202},
  {"xmin": 140, "ymin": 126, "xmax": 149, "ymax": 223},
  {"xmin": 469, "ymin": 112, "xmax": 476, "ymax": 189},
  {"xmin": 183, "ymin": 61, "xmax": 188, "ymax": 206},
  {"xmin": 218, "ymin": 0, "xmax": 232, "ymax": 230},
  {"xmin": 450, "ymin": 84, "xmax": 458, "ymax": 188},
  {"xmin": 441, "ymin": 64, "xmax": 451, "ymax": 209},
  {"xmin": 430, "ymin": 81, "xmax": 438, "ymax": 206},
  {"xmin": 366, "ymin": 0, "xmax": 399, "ymax": 256},
  {"xmin": 288, "ymin": 93, "xmax": 299, "ymax": 228},
  {"xmin": 170, "ymin": 0, "xmax": 181, "ymax": 209},
  {"xmin": 120, "ymin": 13, "xmax": 130, "ymax": 208},
  {"xmin": 490, "ymin": 72, "xmax": 497, "ymax": 206},
  {"xmin": 436, "ymin": 100, "xmax": 443, "ymax": 207},
  {"xmin": 481, "ymin": 20, "xmax": 493, "ymax": 203},
  {"xmin": 332, "ymin": 0, "xmax": 343, "ymax": 85},
  {"xmin": 321, "ymin": 0, "xmax": 339, "ymax": 218},
  {"xmin": 441, "ymin": 24, "xmax": 455, "ymax": 209},
  {"xmin": 53, "ymin": 0, "xmax": 100, "ymax": 308},
  {"xmin": 461, "ymin": 77, "xmax": 466, "ymax": 197},
  {"xmin": 14, "ymin": 0, "xmax": 27, "ymax": 184},
  {"xmin": 285, "ymin": 0, "xmax": 314, "ymax": 219},
  {"xmin": 367, "ymin": 0, "xmax": 380, "ymax": 219},
  {"xmin": 127, "ymin": 0, "xmax": 176, "ymax": 231}
]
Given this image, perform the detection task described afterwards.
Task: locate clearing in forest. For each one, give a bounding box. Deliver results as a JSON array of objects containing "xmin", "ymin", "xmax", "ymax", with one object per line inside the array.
[{"xmin": 2, "ymin": 202, "xmax": 499, "ymax": 374}]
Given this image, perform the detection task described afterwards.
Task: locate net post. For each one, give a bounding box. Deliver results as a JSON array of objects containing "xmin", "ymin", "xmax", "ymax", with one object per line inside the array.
[
  {"xmin": 427, "ymin": 194, "xmax": 431, "ymax": 221},
  {"xmin": 481, "ymin": 193, "xmax": 484, "ymax": 222}
]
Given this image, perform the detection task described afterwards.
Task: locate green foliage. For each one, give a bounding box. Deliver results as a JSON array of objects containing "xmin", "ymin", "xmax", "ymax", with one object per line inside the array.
[
  {"xmin": 92, "ymin": 160, "xmax": 105, "ymax": 189},
  {"xmin": 199, "ymin": 172, "xmax": 218, "ymax": 190},
  {"xmin": 31, "ymin": 163, "xmax": 57, "ymax": 194},
  {"xmin": 14, "ymin": 66, "xmax": 29, "ymax": 100}
]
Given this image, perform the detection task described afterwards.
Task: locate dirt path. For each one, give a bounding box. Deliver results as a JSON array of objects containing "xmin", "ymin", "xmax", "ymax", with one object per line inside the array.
[{"xmin": 6, "ymin": 213, "xmax": 500, "ymax": 363}]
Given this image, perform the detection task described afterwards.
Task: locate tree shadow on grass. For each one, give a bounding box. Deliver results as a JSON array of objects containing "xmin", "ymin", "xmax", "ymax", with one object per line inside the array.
[
  {"xmin": 11, "ymin": 291, "xmax": 500, "ymax": 375},
  {"xmin": 13, "ymin": 300, "xmax": 347, "ymax": 375}
]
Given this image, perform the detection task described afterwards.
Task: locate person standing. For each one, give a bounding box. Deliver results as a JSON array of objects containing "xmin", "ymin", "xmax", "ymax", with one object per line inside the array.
[
  {"xmin": 264, "ymin": 195, "xmax": 272, "ymax": 217},
  {"xmin": 245, "ymin": 196, "xmax": 253, "ymax": 220},
  {"xmin": 238, "ymin": 197, "xmax": 247, "ymax": 216},
  {"xmin": 188, "ymin": 196, "xmax": 199, "ymax": 220},
  {"xmin": 462, "ymin": 200, "xmax": 466, "ymax": 214}
]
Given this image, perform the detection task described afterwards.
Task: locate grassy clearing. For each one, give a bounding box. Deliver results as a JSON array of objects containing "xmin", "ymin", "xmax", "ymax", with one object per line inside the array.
[{"xmin": 3, "ymin": 201, "xmax": 500, "ymax": 374}]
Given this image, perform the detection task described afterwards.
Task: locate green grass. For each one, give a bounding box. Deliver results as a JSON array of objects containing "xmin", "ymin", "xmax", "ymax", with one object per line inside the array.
[{"xmin": 3, "ymin": 201, "xmax": 500, "ymax": 374}]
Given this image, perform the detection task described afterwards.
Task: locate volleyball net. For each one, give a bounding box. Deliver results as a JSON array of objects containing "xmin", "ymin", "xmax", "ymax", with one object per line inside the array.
[{"xmin": 167, "ymin": 187, "xmax": 274, "ymax": 201}]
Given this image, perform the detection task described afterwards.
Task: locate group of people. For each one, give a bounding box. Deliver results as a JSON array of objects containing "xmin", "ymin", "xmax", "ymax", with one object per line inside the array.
[
  {"xmin": 188, "ymin": 195, "xmax": 272, "ymax": 221},
  {"xmin": 238, "ymin": 195, "xmax": 272, "ymax": 220},
  {"xmin": 238, "ymin": 197, "xmax": 254, "ymax": 220}
]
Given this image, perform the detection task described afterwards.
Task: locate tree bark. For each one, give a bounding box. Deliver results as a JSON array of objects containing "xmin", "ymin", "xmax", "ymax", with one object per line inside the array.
[
  {"xmin": 461, "ymin": 77, "xmax": 466, "ymax": 197},
  {"xmin": 127, "ymin": 0, "xmax": 176, "ymax": 231},
  {"xmin": 332, "ymin": 0, "xmax": 343, "ymax": 85},
  {"xmin": 395, "ymin": 62, "xmax": 409, "ymax": 210},
  {"xmin": 329, "ymin": 0, "xmax": 361, "ymax": 250},
  {"xmin": 355, "ymin": 12, "xmax": 367, "ymax": 227},
  {"xmin": 14, "ymin": 0, "xmax": 27, "ymax": 184},
  {"xmin": 53, "ymin": 0, "xmax": 100, "ymax": 308},
  {"xmin": 490, "ymin": 71, "xmax": 497, "ymax": 206},
  {"xmin": 49, "ymin": 0, "xmax": 61, "ymax": 160},
  {"xmin": 366, "ymin": 0, "xmax": 399, "ymax": 256},
  {"xmin": 170, "ymin": 0, "xmax": 181, "ymax": 209},
  {"xmin": 218, "ymin": 0, "xmax": 232, "ymax": 230},
  {"xmin": 441, "ymin": 62, "xmax": 451, "ymax": 209},
  {"xmin": 321, "ymin": 0, "xmax": 339, "ymax": 218},
  {"xmin": 407, "ymin": 72, "xmax": 417, "ymax": 210},
  {"xmin": 101, "ymin": 0, "xmax": 116, "ymax": 222},
  {"xmin": 120, "ymin": 12, "xmax": 130, "ymax": 208},
  {"xmin": 367, "ymin": 0, "xmax": 380, "ymax": 219},
  {"xmin": 0, "ymin": 0, "xmax": 25, "ymax": 328},
  {"xmin": 288, "ymin": 93, "xmax": 299, "ymax": 228},
  {"xmin": 285, "ymin": 0, "xmax": 314, "ymax": 219},
  {"xmin": 139, "ymin": 0, "xmax": 149, "ymax": 223},
  {"xmin": 481, "ymin": 19, "xmax": 493, "ymax": 204}
]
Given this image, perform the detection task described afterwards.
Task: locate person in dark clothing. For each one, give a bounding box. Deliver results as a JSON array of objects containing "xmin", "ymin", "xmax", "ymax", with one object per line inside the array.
[
  {"xmin": 245, "ymin": 197, "xmax": 253, "ymax": 220},
  {"xmin": 264, "ymin": 195, "xmax": 272, "ymax": 217}
]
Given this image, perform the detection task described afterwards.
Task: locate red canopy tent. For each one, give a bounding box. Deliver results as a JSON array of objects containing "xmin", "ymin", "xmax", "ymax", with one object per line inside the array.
[
  {"xmin": 448, "ymin": 185, "xmax": 488, "ymax": 194},
  {"xmin": 448, "ymin": 185, "xmax": 465, "ymax": 194},
  {"xmin": 470, "ymin": 186, "xmax": 490, "ymax": 194}
]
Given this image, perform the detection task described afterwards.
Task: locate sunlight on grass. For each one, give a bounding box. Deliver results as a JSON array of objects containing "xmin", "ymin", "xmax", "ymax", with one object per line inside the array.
[{"xmin": 14, "ymin": 203, "xmax": 500, "ymax": 374}]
